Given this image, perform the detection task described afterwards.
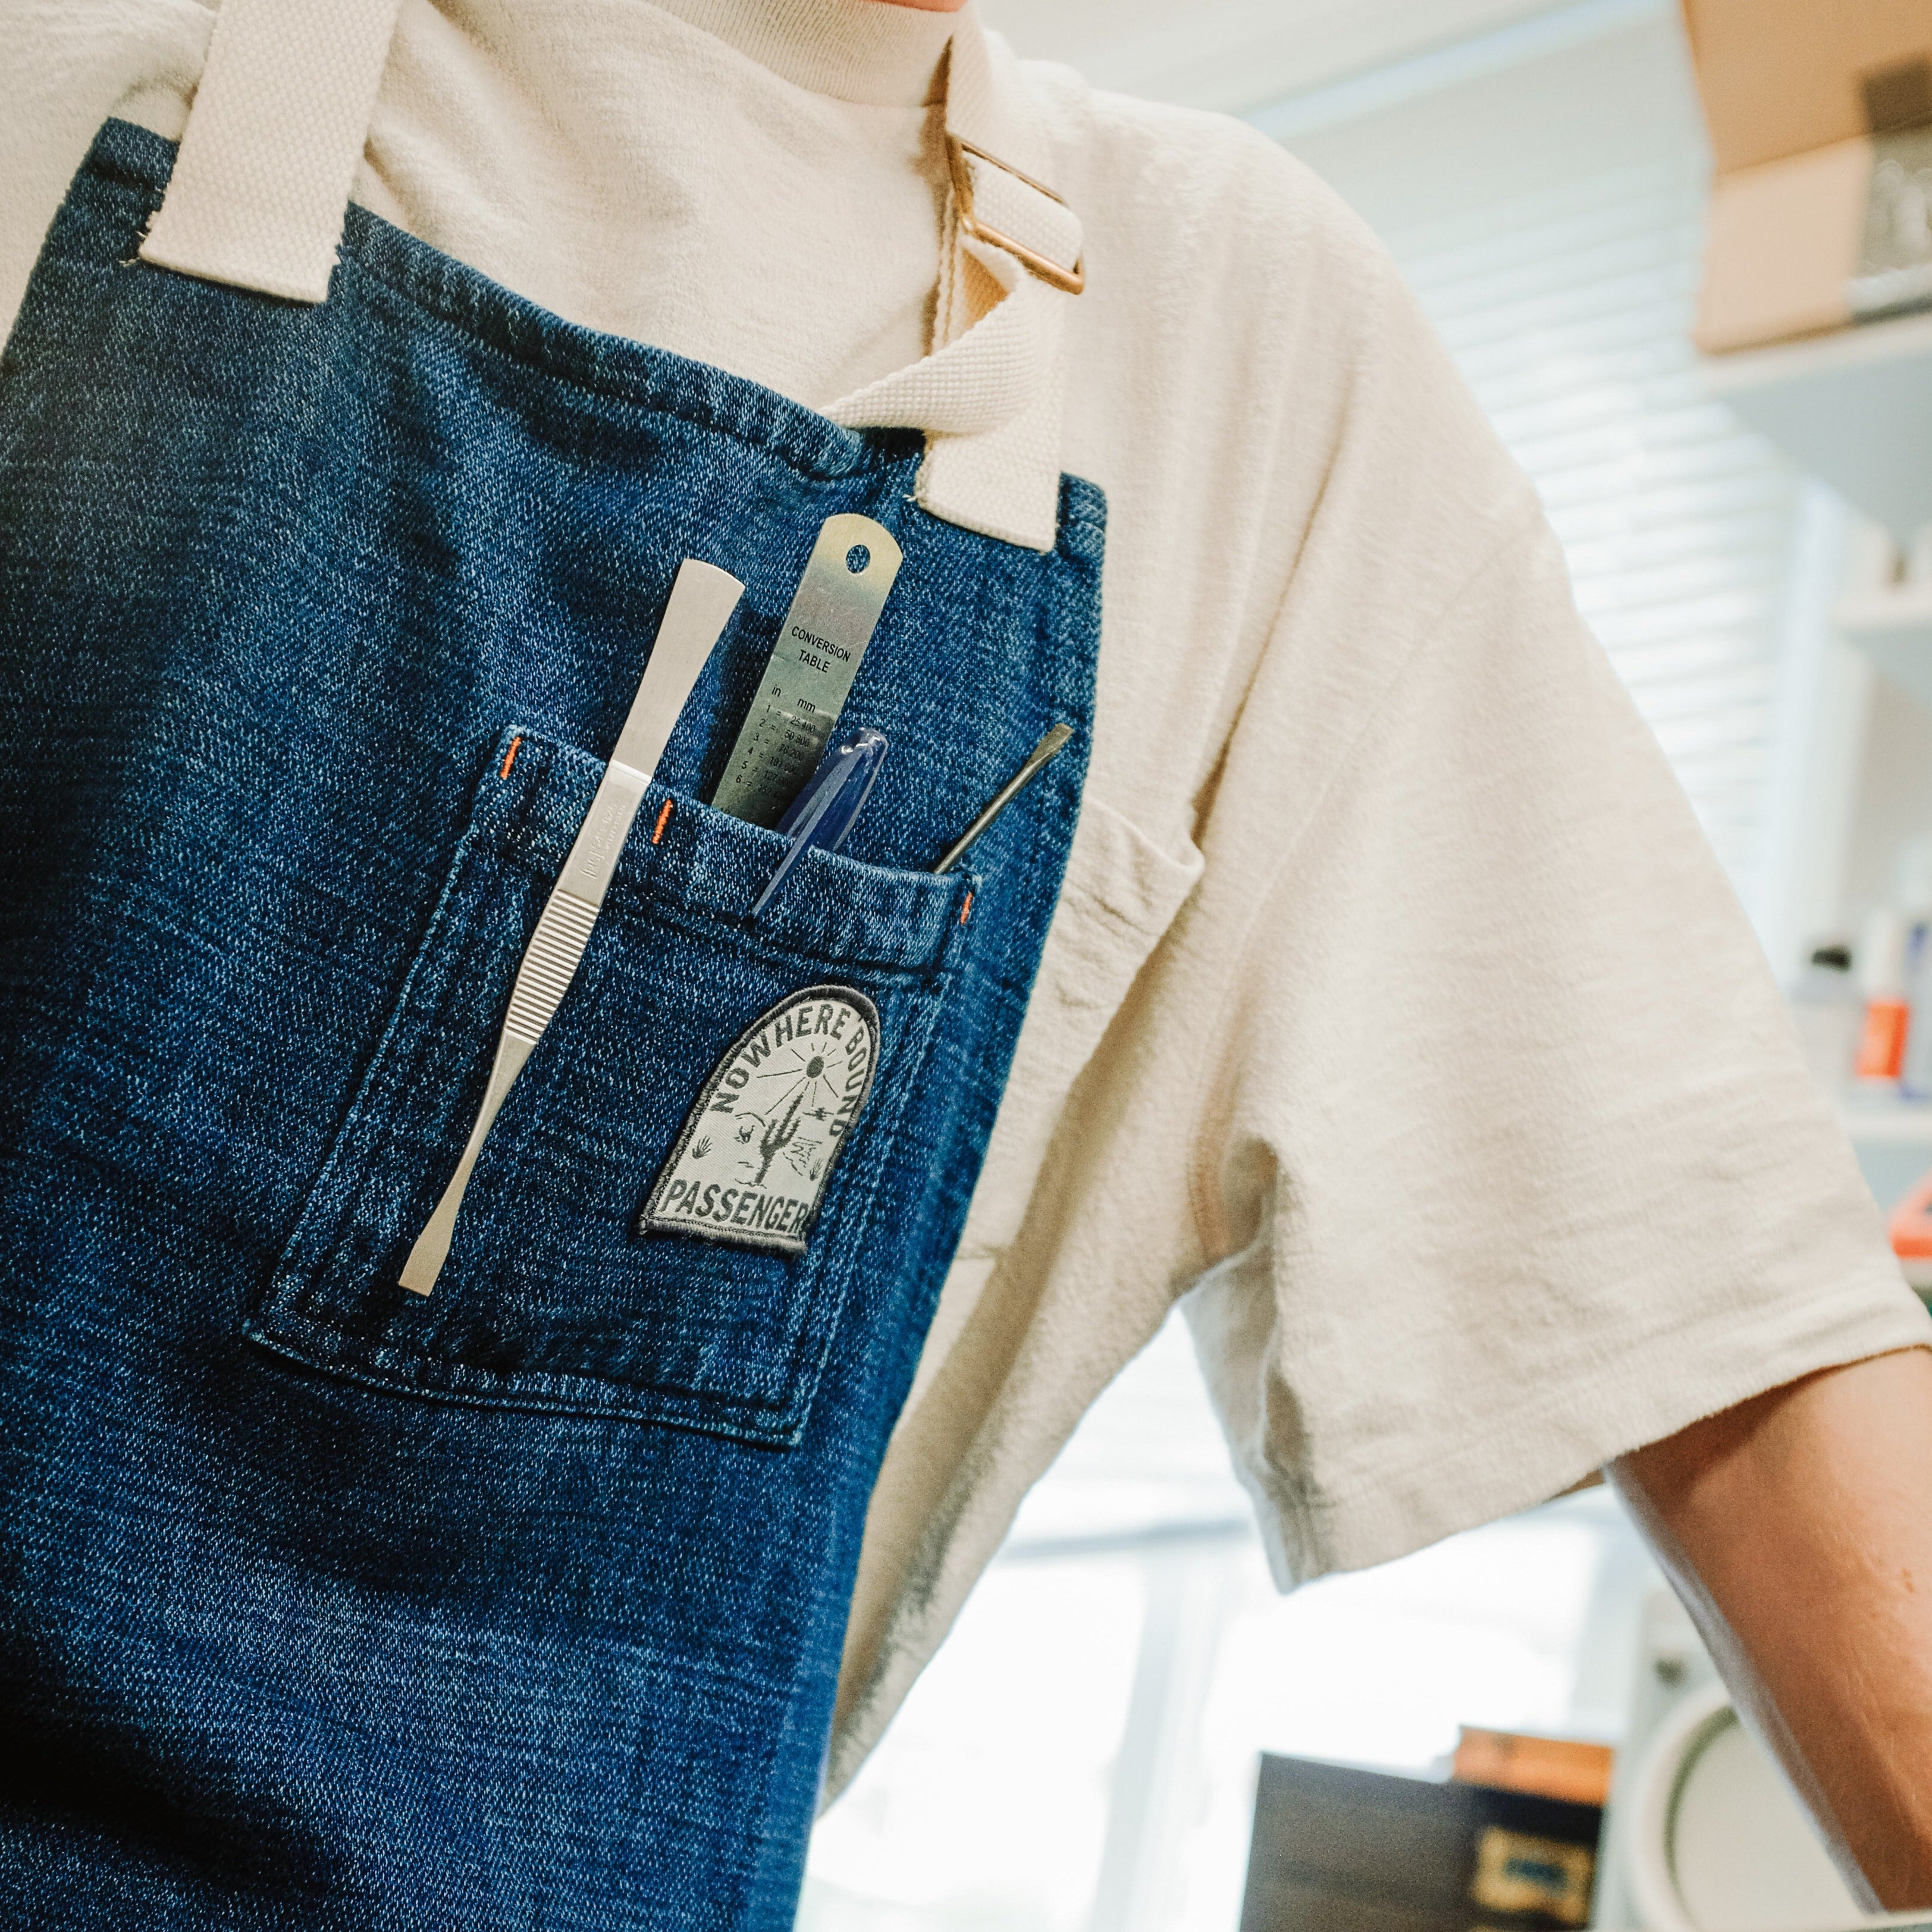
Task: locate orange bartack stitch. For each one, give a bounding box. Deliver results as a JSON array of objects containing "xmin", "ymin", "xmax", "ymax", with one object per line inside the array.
[
  {"xmin": 499, "ymin": 735, "xmax": 522, "ymax": 779},
  {"xmin": 651, "ymin": 799, "xmax": 675, "ymax": 845},
  {"xmin": 958, "ymin": 891, "xmax": 973, "ymax": 925}
]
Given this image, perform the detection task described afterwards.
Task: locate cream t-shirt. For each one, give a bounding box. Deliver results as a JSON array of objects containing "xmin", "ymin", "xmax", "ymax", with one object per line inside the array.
[{"xmin": 7, "ymin": 0, "xmax": 1930, "ymax": 1800}]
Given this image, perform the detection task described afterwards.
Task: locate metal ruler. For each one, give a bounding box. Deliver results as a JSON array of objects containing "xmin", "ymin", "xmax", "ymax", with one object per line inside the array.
[{"xmin": 711, "ymin": 513, "xmax": 902, "ymax": 827}]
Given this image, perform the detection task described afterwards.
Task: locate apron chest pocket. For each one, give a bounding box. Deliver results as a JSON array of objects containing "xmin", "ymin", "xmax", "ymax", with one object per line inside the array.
[{"xmin": 247, "ymin": 726, "xmax": 966, "ymax": 1447}]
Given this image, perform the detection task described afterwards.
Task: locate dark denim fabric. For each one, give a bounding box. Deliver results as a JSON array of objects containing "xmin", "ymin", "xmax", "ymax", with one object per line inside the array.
[{"xmin": 0, "ymin": 121, "xmax": 1102, "ymax": 1930}]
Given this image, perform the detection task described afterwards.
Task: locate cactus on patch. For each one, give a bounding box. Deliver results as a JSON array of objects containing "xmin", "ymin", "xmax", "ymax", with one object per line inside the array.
[{"xmin": 754, "ymin": 1090, "xmax": 805, "ymax": 1187}]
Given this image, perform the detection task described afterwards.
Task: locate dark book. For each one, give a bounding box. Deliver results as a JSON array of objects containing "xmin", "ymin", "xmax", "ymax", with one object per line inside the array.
[{"xmin": 1239, "ymin": 1754, "xmax": 1605, "ymax": 1932}]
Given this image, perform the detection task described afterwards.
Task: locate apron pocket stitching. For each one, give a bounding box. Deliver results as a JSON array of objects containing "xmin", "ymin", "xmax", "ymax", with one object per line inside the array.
[{"xmin": 251, "ymin": 727, "xmax": 962, "ymax": 1445}]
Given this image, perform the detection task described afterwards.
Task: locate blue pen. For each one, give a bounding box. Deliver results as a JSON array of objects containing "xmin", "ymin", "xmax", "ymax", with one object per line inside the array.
[{"xmin": 751, "ymin": 728, "xmax": 889, "ymax": 917}]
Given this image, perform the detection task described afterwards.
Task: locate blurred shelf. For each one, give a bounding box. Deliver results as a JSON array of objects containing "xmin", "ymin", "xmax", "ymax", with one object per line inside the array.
[
  {"xmin": 1838, "ymin": 1095, "xmax": 1932, "ymax": 1144},
  {"xmin": 1836, "ymin": 580, "xmax": 1932, "ymax": 708},
  {"xmin": 1703, "ymin": 310, "xmax": 1932, "ymax": 540}
]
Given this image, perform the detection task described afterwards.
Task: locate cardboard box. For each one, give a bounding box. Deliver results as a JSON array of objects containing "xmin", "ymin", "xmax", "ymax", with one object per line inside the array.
[{"xmin": 1687, "ymin": 0, "xmax": 1932, "ymax": 353}]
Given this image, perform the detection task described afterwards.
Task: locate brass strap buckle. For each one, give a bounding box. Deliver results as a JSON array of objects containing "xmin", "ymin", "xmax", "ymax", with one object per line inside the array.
[{"xmin": 946, "ymin": 135, "xmax": 1086, "ymax": 296}]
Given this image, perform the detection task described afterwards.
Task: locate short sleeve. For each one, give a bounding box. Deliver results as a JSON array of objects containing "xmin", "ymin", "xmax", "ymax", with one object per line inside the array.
[{"xmin": 1183, "ymin": 504, "xmax": 1932, "ymax": 1587}]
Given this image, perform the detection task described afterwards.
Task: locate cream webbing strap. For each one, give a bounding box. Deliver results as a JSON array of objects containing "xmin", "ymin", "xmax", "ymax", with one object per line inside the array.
[
  {"xmin": 940, "ymin": 25, "xmax": 1083, "ymax": 303},
  {"xmin": 887, "ymin": 20, "xmax": 1084, "ymax": 554},
  {"xmin": 139, "ymin": 0, "xmax": 402, "ymax": 302}
]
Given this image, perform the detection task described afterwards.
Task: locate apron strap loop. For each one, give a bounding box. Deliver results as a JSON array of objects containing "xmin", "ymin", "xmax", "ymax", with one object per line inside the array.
[
  {"xmin": 883, "ymin": 18, "xmax": 1080, "ymax": 553},
  {"xmin": 140, "ymin": 0, "xmax": 402, "ymax": 303},
  {"xmin": 946, "ymin": 139, "xmax": 1084, "ymax": 295}
]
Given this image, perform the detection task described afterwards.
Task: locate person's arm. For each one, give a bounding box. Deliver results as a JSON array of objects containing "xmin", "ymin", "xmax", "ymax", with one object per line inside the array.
[{"xmin": 1611, "ymin": 1346, "xmax": 1932, "ymax": 1911}]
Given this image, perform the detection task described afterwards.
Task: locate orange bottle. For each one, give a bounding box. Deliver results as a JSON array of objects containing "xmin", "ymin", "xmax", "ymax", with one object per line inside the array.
[{"xmin": 1856, "ymin": 909, "xmax": 1911, "ymax": 1083}]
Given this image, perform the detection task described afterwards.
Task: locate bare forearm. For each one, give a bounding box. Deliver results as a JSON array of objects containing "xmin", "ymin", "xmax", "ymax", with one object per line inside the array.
[{"xmin": 1610, "ymin": 1347, "xmax": 1932, "ymax": 1910}]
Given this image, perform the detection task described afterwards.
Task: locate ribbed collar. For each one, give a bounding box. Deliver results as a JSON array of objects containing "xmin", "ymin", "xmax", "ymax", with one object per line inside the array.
[{"xmin": 648, "ymin": 0, "xmax": 965, "ymax": 106}]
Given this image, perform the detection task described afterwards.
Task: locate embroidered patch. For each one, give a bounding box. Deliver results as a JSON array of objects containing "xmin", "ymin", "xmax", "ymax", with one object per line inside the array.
[{"xmin": 639, "ymin": 985, "xmax": 881, "ymax": 1255}]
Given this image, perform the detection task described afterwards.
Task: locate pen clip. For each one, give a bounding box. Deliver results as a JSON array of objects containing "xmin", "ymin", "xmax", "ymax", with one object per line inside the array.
[{"xmin": 754, "ymin": 728, "xmax": 888, "ymax": 917}]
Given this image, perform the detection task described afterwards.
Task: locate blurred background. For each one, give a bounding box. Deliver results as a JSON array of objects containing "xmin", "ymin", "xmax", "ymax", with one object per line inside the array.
[{"xmin": 805, "ymin": 4, "xmax": 1932, "ymax": 1928}]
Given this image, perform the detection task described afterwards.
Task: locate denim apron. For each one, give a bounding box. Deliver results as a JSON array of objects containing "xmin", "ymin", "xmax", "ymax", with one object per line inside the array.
[{"xmin": 0, "ymin": 14, "xmax": 1099, "ymax": 1926}]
